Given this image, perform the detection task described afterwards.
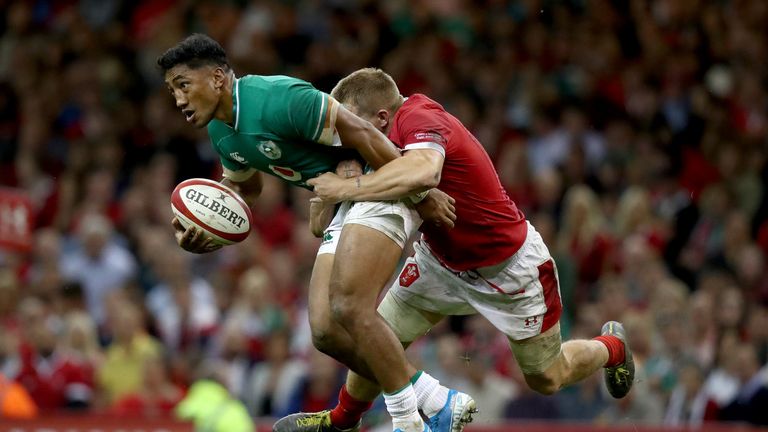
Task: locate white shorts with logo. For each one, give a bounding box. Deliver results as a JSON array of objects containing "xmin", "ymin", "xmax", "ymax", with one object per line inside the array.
[
  {"xmin": 387, "ymin": 221, "xmax": 563, "ymax": 341},
  {"xmin": 317, "ymin": 200, "xmax": 420, "ymax": 255}
]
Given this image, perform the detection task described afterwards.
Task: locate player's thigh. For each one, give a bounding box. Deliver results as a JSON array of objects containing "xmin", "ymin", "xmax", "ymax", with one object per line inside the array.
[
  {"xmin": 387, "ymin": 241, "xmax": 477, "ymax": 317},
  {"xmin": 330, "ymin": 201, "xmax": 416, "ymax": 305},
  {"xmin": 308, "ymin": 252, "xmax": 336, "ymax": 333},
  {"xmin": 508, "ymin": 321, "xmax": 563, "ymax": 379},
  {"xmin": 309, "ymin": 208, "xmax": 345, "ymax": 332},
  {"xmin": 331, "ymin": 223, "xmax": 403, "ymax": 307},
  {"xmin": 340, "ymin": 200, "xmax": 419, "ymax": 256},
  {"xmin": 378, "ymin": 289, "xmax": 445, "ymax": 345}
]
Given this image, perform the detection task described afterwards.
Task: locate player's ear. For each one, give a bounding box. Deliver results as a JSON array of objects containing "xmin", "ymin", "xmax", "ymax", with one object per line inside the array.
[
  {"xmin": 376, "ymin": 109, "xmax": 390, "ymax": 129},
  {"xmin": 212, "ymin": 67, "xmax": 227, "ymax": 91}
]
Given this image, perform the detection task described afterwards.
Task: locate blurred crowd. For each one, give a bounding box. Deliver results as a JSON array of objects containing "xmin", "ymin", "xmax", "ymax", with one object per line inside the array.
[{"xmin": 1, "ymin": 0, "xmax": 768, "ymax": 428}]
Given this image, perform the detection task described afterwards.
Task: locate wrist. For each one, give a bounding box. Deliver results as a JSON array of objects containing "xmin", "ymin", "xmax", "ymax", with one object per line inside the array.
[
  {"xmin": 409, "ymin": 189, "xmax": 430, "ymax": 205},
  {"xmin": 339, "ymin": 177, "xmax": 359, "ymax": 201}
]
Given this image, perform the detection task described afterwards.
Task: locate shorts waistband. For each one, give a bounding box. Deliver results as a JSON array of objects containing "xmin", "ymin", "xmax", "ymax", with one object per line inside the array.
[{"xmin": 421, "ymin": 221, "xmax": 533, "ymax": 279}]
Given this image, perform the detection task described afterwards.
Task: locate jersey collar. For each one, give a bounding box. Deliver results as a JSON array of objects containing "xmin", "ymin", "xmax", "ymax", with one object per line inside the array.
[{"xmin": 232, "ymin": 78, "xmax": 240, "ymax": 131}]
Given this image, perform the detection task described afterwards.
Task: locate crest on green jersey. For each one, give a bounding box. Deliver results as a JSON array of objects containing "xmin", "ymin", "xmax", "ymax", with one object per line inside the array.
[{"xmin": 258, "ymin": 140, "xmax": 282, "ymax": 160}]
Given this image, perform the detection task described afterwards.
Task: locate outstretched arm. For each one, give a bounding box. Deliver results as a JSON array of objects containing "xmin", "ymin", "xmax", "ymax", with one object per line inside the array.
[{"xmin": 308, "ymin": 149, "xmax": 443, "ymax": 202}]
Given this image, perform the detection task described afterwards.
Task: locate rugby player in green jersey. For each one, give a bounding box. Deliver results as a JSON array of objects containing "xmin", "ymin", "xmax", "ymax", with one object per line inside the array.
[{"xmin": 158, "ymin": 34, "xmax": 465, "ymax": 432}]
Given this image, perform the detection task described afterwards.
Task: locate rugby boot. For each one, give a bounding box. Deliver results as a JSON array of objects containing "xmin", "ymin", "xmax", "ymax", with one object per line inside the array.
[
  {"xmin": 426, "ymin": 389, "xmax": 477, "ymax": 432},
  {"xmin": 601, "ymin": 320, "xmax": 635, "ymax": 398},
  {"xmin": 272, "ymin": 410, "xmax": 360, "ymax": 432}
]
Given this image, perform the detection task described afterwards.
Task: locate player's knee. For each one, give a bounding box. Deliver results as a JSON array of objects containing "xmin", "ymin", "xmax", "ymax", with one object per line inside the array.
[
  {"xmin": 509, "ymin": 323, "xmax": 565, "ymax": 396},
  {"xmin": 311, "ymin": 329, "xmax": 339, "ymax": 356},
  {"xmin": 309, "ymin": 321, "xmax": 339, "ymax": 353},
  {"xmin": 309, "ymin": 309, "xmax": 338, "ymax": 352},
  {"xmin": 523, "ymin": 372, "xmax": 561, "ymax": 396},
  {"xmin": 377, "ymin": 293, "xmax": 435, "ymax": 345},
  {"xmin": 329, "ymin": 289, "xmax": 356, "ymax": 326},
  {"xmin": 519, "ymin": 350, "xmax": 565, "ymax": 396}
]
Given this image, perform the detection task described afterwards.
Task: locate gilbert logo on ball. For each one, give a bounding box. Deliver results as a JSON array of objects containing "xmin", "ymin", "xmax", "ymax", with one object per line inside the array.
[{"xmin": 171, "ymin": 178, "xmax": 253, "ymax": 245}]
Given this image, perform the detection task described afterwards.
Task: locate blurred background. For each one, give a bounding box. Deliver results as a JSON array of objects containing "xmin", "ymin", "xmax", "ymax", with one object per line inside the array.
[{"xmin": 0, "ymin": 0, "xmax": 767, "ymax": 430}]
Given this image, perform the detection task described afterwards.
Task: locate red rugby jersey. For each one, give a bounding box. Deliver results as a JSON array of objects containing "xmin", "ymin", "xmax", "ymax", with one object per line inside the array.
[{"xmin": 388, "ymin": 94, "xmax": 528, "ymax": 270}]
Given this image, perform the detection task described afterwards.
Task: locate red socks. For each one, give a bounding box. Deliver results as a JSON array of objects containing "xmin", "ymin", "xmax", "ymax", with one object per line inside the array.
[
  {"xmin": 330, "ymin": 385, "xmax": 373, "ymax": 430},
  {"xmin": 593, "ymin": 335, "xmax": 626, "ymax": 367}
]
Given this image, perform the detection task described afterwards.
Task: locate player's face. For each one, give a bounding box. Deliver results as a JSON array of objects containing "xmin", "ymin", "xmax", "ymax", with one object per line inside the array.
[{"xmin": 164, "ymin": 64, "xmax": 221, "ymax": 128}]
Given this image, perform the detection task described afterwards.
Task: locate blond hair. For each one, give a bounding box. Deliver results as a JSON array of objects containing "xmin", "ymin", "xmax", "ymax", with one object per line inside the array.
[
  {"xmin": 558, "ymin": 184, "xmax": 606, "ymax": 251},
  {"xmin": 61, "ymin": 311, "xmax": 100, "ymax": 360},
  {"xmin": 331, "ymin": 68, "xmax": 403, "ymax": 117},
  {"xmin": 614, "ymin": 186, "xmax": 652, "ymax": 237}
]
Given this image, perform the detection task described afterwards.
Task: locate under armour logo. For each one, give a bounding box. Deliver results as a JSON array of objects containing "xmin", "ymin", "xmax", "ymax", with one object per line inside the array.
[{"xmin": 524, "ymin": 316, "xmax": 539, "ymax": 327}]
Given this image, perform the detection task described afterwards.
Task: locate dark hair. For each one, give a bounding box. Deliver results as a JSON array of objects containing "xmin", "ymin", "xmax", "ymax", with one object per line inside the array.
[{"xmin": 157, "ymin": 33, "xmax": 230, "ymax": 72}]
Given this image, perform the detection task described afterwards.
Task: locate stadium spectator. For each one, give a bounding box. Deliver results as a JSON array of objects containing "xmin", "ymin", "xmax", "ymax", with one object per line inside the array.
[
  {"xmin": 557, "ymin": 184, "xmax": 616, "ymax": 293},
  {"xmin": 280, "ymin": 350, "xmax": 343, "ymax": 418},
  {"xmin": 14, "ymin": 298, "xmax": 62, "ymax": 410},
  {"xmin": 112, "ymin": 354, "xmax": 184, "ymax": 417},
  {"xmin": 211, "ymin": 321, "xmax": 254, "ymax": 401},
  {"xmin": 145, "ymin": 246, "xmax": 218, "ymax": 352},
  {"xmin": 226, "ymin": 267, "xmax": 288, "ymax": 360},
  {"xmin": 176, "ymin": 378, "xmax": 254, "ymax": 432},
  {"xmin": 243, "ymin": 329, "xmax": 305, "ymax": 417},
  {"xmin": 97, "ymin": 301, "xmax": 161, "ymax": 405},
  {"xmin": 459, "ymin": 350, "xmax": 518, "ymax": 423},
  {"xmin": 60, "ymin": 212, "xmax": 137, "ymax": 326},
  {"xmin": 719, "ymin": 344, "xmax": 768, "ymax": 425},
  {"xmin": 503, "ymin": 355, "xmax": 561, "ymax": 421},
  {"xmin": 664, "ymin": 360, "xmax": 717, "ymax": 426},
  {"xmin": 0, "ymin": 268, "xmax": 20, "ymax": 336},
  {"xmin": 52, "ymin": 312, "xmax": 101, "ymax": 409}
]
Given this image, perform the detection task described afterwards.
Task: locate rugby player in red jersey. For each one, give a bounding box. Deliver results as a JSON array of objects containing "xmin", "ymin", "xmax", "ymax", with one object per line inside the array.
[{"xmin": 275, "ymin": 68, "xmax": 634, "ymax": 432}]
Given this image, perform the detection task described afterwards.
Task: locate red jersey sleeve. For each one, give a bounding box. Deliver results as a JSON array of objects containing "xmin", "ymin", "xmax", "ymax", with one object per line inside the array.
[{"xmin": 393, "ymin": 107, "xmax": 450, "ymax": 157}]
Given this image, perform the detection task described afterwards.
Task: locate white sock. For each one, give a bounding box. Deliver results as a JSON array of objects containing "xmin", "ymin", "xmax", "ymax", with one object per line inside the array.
[
  {"xmin": 412, "ymin": 371, "xmax": 451, "ymax": 418},
  {"xmin": 384, "ymin": 384, "xmax": 423, "ymax": 431}
]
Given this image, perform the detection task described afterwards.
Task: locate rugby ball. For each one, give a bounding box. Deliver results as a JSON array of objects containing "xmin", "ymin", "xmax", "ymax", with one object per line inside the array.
[{"xmin": 171, "ymin": 178, "xmax": 253, "ymax": 245}]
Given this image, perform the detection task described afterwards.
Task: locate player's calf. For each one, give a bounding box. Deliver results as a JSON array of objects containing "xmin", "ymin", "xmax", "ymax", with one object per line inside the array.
[{"xmin": 510, "ymin": 321, "xmax": 635, "ymax": 398}]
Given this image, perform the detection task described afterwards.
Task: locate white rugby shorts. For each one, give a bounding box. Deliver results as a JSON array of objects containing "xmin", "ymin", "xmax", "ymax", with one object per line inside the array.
[
  {"xmin": 317, "ymin": 200, "xmax": 420, "ymax": 255},
  {"xmin": 387, "ymin": 221, "xmax": 563, "ymax": 341}
]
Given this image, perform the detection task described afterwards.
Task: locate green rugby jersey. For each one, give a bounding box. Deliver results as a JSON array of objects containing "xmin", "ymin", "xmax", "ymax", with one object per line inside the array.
[{"xmin": 207, "ymin": 75, "xmax": 360, "ymax": 188}]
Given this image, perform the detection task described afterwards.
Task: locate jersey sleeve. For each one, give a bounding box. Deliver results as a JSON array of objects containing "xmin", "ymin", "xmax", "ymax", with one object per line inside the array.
[
  {"xmin": 270, "ymin": 81, "xmax": 340, "ymax": 146},
  {"xmin": 395, "ymin": 110, "xmax": 449, "ymax": 157},
  {"xmin": 209, "ymin": 125, "xmax": 257, "ymax": 181},
  {"xmin": 220, "ymin": 157, "xmax": 256, "ymax": 182}
]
